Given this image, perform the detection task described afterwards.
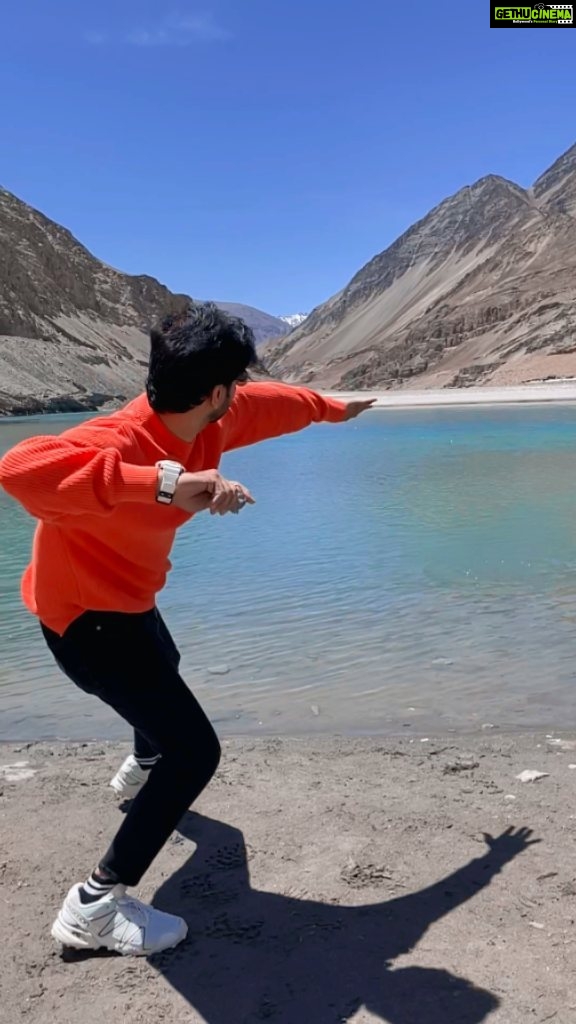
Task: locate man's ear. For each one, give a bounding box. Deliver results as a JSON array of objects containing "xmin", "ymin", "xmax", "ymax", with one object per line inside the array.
[{"xmin": 209, "ymin": 384, "xmax": 228, "ymax": 408}]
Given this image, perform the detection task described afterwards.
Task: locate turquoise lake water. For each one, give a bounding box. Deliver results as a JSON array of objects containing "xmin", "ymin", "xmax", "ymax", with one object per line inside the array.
[{"xmin": 2, "ymin": 405, "xmax": 576, "ymax": 740}]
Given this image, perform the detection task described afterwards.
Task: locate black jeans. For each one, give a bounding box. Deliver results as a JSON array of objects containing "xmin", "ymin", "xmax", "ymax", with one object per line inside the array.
[{"xmin": 42, "ymin": 609, "xmax": 221, "ymax": 886}]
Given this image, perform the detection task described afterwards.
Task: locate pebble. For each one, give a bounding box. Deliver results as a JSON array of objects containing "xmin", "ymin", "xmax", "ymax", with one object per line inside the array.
[
  {"xmin": 516, "ymin": 769, "xmax": 549, "ymax": 783},
  {"xmin": 443, "ymin": 759, "xmax": 479, "ymax": 774}
]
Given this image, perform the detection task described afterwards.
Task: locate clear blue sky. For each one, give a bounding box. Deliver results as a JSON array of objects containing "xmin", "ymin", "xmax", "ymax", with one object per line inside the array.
[{"xmin": 1, "ymin": 1, "xmax": 574, "ymax": 315}]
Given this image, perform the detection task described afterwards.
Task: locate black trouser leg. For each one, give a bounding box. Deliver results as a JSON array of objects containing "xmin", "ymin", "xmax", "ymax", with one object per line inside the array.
[
  {"xmin": 42, "ymin": 609, "xmax": 221, "ymax": 886},
  {"xmin": 133, "ymin": 729, "xmax": 160, "ymax": 765}
]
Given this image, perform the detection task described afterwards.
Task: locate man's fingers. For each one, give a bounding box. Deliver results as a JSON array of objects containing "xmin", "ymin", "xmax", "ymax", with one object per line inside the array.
[
  {"xmin": 343, "ymin": 398, "xmax": 378, "ymax": 420},
  {"xmin": 210, "ymin": 491, "xmax": 232, "ymax": 514},
  {"xmin": 209, "ymin": 481, "xmax": 255, "ymax": 515},
  {"xmin": 230, "ymin": 486, "xmax": 255, "ymax": 513},
  {"xmin": 212, "ymin": 498, "xmax": 234, "ymax": 515}
]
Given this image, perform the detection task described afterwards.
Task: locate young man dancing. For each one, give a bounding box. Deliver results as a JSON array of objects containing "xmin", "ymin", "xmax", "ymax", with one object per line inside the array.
[{"xmin": 0, "ymin": 303, "xmax": 374, "ymax": 956}]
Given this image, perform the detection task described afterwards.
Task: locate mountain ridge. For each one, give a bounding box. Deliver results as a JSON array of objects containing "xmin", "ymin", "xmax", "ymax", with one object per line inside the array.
[
  {"xmin": 2, "ymin": 144, "xmax": 576, "ymax": 415},
  {"xmin": 265, "ymin": 144, "xmax": 576, "ymax": 390},
  {"xmin": 0, "ymin": 188, "xmax": 285, "ymax": 414},
  {"xmin": 212, "ymin": 302, "xmax": 290, "ymax": 346}
]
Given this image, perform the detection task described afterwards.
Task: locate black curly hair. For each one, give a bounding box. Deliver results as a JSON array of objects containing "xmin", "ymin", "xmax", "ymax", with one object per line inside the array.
[{"xmin": 146, "ymin": 301, "xmax": 258, "ymax": 413}]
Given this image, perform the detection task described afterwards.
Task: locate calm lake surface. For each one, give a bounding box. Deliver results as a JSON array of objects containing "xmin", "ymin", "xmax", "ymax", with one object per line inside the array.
[{"xmin": 2, "ymin": 404, "xmax": 576, "ymax": 740}]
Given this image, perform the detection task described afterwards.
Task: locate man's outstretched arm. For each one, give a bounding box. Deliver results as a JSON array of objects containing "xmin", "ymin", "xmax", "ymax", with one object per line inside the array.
[
  {"xmin": 222, "ymin": 381, "xmax": 375, "ymax": 451},
  {"xmin": 0, "ymin": 430, "xmax": 159, "ymax": 522},
  {"xmin": 0, "ymin": 429, "xmax": 252, "ymax": 523}
]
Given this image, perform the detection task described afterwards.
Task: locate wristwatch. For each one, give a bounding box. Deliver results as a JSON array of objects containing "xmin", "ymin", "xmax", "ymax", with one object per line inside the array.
[{"xmin": 156, "ymin": 460, "xmax": 185, "ymax": 505}]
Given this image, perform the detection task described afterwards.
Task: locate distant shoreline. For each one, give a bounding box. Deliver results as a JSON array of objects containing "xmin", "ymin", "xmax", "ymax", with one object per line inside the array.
[
  {"xmin": 2, "ymin": 381, "xmax": 576, "ymax": 421},
  {"xmin": 323, "ymin": 381, "xmax": 576, "ymax": 408}
]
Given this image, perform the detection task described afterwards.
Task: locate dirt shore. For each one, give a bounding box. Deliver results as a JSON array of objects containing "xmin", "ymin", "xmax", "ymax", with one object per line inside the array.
[
  {"xmin": 1, "ymin": 733, "xmax": 575, "ymax": 1023},
  {"xmin": 324, "ymin": 382, "xmax": 576, "ymax": 408}
]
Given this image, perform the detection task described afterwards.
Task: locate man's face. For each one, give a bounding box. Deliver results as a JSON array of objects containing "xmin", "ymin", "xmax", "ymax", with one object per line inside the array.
[{"xmin": 206, "ymin": 373, "xmax": 248, "ymax": 423}]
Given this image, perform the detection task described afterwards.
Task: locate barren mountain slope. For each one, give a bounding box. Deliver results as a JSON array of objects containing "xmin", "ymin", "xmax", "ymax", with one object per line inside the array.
[{"xmin": 266, "ymin": 145, "xmax": 576, "ymax": 390}]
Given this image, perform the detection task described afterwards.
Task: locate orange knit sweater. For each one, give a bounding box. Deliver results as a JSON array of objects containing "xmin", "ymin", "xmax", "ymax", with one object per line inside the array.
[{"xmin": 0, "ymin": 384, "xmax": 346, "ymax": 634}]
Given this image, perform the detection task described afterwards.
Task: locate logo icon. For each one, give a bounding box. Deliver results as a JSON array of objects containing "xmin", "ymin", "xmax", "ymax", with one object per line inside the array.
[{"xmin": 491, "ymin": 3, "xmax": 574, "ymax": 25}]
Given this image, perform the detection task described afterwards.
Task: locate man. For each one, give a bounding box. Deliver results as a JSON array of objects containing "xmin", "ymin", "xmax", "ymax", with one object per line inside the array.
[{"xmin": 0, "ymin": 302, "xmax": 374, "ymax": 957}]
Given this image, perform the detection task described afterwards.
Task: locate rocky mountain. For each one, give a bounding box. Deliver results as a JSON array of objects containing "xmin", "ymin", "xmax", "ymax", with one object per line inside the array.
[
  {"xmin": 0, "ymin": 189, "xmax": 284, "ymax": 415},
  {"xmin": 266, "ymin": 144, "xmax": 576, "ymax": 390},
  {"xmin": 0, "ymin": 187, "xmax": 197, "ymax": 415},
  {"xmin": 213, "ymin": 303, "xmax": 290, "ymax": 346}
]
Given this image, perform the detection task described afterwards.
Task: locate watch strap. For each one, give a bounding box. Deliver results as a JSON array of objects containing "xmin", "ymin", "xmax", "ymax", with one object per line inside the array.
[{"xmin": 156, "ymin": 461, "xmax": 184, "ymax": 504}]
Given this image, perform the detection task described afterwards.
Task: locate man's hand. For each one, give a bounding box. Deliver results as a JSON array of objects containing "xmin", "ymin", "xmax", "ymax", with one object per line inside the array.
[
  {"xmin": 172, "ymin": 469, "xmax": 255, "ymax": 516},
  {"xmin": 341, "ymin": 398, "xmax": 377, "ymax": 421},
  {"xmin": 209, "ymin": 477, "xmax": 255, "ymax": 516}
]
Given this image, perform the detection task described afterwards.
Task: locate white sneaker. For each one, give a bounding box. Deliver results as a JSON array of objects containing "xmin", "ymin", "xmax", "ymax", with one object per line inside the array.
[
  {"xmin": 52, "ymin": 884, "xmax": 188, "ymax": 956},
  {"xmin": 110, "ymin": 754, "xmax": 150, "ymax": 800}
]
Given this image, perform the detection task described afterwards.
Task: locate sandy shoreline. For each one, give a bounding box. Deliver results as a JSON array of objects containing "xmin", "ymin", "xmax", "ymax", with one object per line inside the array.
[
  {"xmin": 324, "ymin": 382, "xmax": 576, "ymax": 408},
  {"xmin": 2, "ymin": 732, "xmax": 575, "ymax": 1023}
]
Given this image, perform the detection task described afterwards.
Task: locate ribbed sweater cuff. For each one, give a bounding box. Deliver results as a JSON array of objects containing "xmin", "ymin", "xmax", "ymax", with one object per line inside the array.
[{"xmin": 116, "ymin": 464, "xmax": 159, "ymax": 504}]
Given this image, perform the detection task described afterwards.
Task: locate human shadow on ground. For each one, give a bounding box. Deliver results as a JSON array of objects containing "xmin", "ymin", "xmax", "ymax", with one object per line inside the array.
[{"xmin": 150, "ymin": 814, "xmax": 536, "ymax": 1024}]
